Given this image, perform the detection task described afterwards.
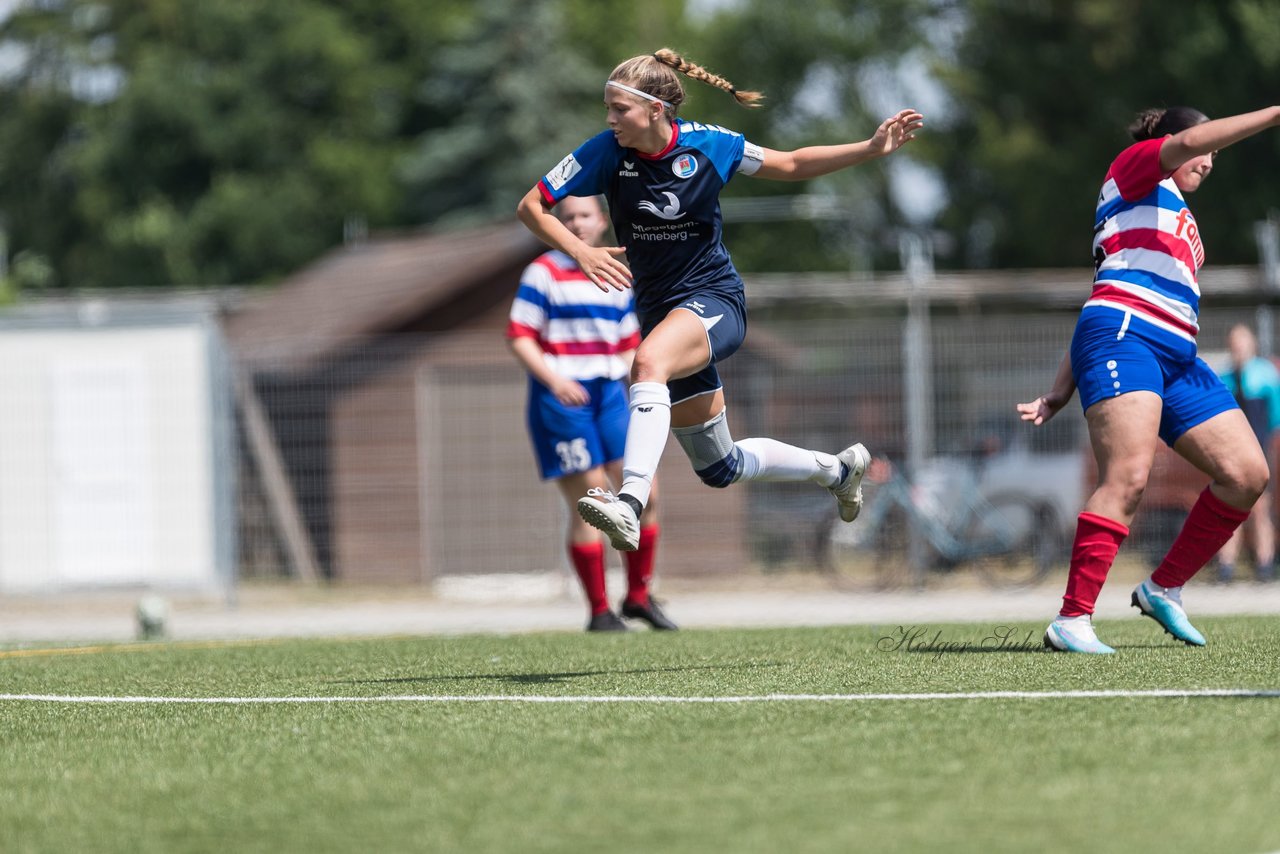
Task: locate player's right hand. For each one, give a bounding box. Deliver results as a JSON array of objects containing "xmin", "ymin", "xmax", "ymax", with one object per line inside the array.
[
  {"xmin": 553, "ymin": 378, "xmax": 591, "ymax": 407},
  {"xmin": 1016, "ymin": 393, "xmax": 1067, "ymax": 426},
  {"xmin": 575, "ymin": 245, "xmax": 632, "ymax": 292}
]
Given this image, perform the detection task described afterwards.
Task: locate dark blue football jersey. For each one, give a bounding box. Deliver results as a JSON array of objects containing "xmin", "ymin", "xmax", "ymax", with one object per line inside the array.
[{"xmin": 538, "ymin": 120, "xmax": 764, "ymax": 322}]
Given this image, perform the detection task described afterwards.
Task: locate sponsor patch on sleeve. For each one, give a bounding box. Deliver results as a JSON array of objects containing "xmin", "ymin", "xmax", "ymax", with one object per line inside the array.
[
  {"xmin": 738, "ymin": 140, "xmax": 765, "ymax": 175},
  {"xmin": 545, "ymin": 153, "xmax": 582, "ymax": 191}
]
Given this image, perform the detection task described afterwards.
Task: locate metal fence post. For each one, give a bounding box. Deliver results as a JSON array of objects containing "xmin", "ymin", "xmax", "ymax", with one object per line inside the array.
[
  {"xmin": 900, "ymin": 231, "xmax": 935, "ymax": 588},
  {"xmin": 1256, "ymin": 216, "xmax": 1280, "ymax": 357}
]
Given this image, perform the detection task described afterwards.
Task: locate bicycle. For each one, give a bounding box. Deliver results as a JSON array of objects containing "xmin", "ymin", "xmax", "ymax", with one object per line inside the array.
[{"xmin": 824, "ymin": 457, "xmax": 1065, "ymax": 590}]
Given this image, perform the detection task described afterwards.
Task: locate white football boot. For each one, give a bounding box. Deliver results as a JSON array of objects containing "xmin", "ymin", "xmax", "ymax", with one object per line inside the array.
[
  {"xmin": 829, "ymin": 443, "xmax": 872, "ymax": 523},
  {"xmin": 577, "ymin": 488, "xmax": 640, "ymax": 551}
]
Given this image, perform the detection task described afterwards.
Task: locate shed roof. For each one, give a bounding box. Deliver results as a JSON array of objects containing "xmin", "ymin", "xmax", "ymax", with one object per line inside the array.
[{"xmin": 224, "ymin": 221, "xmax": 543, "ymax": 369}]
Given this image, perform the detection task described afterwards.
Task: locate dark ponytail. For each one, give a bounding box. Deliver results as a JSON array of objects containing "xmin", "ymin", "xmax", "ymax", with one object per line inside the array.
[{"xmin": 1129, "ymin": 106, "xmax": 1210, "ymax": 141}]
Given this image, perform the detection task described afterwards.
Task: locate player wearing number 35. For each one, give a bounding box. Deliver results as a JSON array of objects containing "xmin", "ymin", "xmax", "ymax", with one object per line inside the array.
[
  {"xmin": 518, "ymin": 48, "xmax": 924, "ymax": 562},
  {"xmin": 507, "ymin": 194, "xmax": 673, "ymax": 633}
]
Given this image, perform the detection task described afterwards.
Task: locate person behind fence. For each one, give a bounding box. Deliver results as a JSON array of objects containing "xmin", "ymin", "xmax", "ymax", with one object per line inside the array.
[
  {"xmin": 507, "ymin": 194, "xmax": 675, "ymax": 632},
  {"xmin": 516, "ymin": 48, "xmax": 924, "ymax": 553},
  {"xmin": 1215, "ymin": 323, "xmax": 1280, "ymax": 583},
  {"xmin": 1018, "ymin": 103, "xmax": 1280, "ymax": 654}
]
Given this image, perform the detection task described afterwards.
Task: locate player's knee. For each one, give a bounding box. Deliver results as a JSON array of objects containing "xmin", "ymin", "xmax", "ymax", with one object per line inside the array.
[
  {"xmin": 694, "ymin": 449, "xmax": 742, "ymax": 488},
  {"xmin": 630, "ymin": 348, "xmax": 670, "ymax": 385},
  {"xmin": 1102, "ymin": 464, "xmax": 1149, "ymax": 512},
  {"xmin": 1237, "ymin": 459, "xmax": 1269, "ymax": 503},
  {"xmin": 673, "ymin": 410, "xmax": 742, "ymax": 489}
]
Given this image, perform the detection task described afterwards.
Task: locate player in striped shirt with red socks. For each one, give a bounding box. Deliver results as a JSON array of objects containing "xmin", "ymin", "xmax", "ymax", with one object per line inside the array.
[
  {"xmin": 507, "ymin": 195, "xmax": 675, "ymax": 632},
  {"xmin": 1020, "ymin": 103, "xmax": 1280, "ymax": 653}
]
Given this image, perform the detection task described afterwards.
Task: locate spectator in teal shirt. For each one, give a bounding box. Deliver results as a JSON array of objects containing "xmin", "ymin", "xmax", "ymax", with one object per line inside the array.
[{"xmin": 1217, "ymin": 323, "xmax": 1280, "ymax": 582}]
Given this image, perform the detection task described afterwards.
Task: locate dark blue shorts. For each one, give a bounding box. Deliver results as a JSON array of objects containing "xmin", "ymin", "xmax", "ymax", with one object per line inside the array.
[
  {"xmin": 1071, "ymin": 305, "xmax": 1237, "ymax": 446},
  {"xmin": 526, "ymin": 376, "xmax": 629, "ymax": 480},
  {"xmin": 641, "ymin": 291, "xmax": 747, "ymax": 406}
]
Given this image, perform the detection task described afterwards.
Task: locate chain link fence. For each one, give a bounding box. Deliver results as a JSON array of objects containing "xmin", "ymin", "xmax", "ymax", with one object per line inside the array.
[{"xmin": 232, "ymin": 302, "xmax": 1280, "ymax": 589}]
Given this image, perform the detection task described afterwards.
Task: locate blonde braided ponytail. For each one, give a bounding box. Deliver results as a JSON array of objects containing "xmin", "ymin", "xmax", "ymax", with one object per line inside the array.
[
  {"xmin": 653, "ymin": 48, "xmax": 763, "ymax": 108},
  {"xmin": 608, "ymin": 49, "xmax": 763, "ymax": 117}
]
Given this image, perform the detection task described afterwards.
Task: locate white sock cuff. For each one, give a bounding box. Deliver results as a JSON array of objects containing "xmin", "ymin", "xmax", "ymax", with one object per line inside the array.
[{"xmin": 629, "ymin": 381, "xmax": 671, "ymax": 410}]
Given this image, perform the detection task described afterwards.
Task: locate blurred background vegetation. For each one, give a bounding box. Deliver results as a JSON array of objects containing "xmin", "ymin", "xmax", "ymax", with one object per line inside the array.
[{"xmin": 0, "ymin": 0, "xmax": 1277, "ymax": 292}]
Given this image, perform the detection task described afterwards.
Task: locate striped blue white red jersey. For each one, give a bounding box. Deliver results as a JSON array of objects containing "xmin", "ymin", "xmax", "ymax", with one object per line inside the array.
[
  {"xmin": 1086, "ymin": 137, "xmax": 1205, "ymax": 342},
  {"xmin": 506, "ymin": 250, "xmax": 640, "ymax": 381}
]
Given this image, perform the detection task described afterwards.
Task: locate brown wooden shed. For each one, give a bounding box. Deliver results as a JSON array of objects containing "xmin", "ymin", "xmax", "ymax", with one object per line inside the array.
[{"xmin": 222, "ymin": 221, "xmax": 753, "ymax": 584}]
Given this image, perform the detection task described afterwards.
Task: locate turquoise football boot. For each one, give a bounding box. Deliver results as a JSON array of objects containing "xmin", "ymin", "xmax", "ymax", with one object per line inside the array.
[{"xmin": 1132, "ymin": 581, "xmax": 1206, "ymax": 646}]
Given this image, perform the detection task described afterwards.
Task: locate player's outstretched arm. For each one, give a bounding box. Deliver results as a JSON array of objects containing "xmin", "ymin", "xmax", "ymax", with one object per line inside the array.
[
  {"xmin": 1160, "ymin": 106, "xmax": 1280, "ymax": 172},
  {"xmin": 517, "ymin": 187, "xmax": 632, "ymax": 292},
  {"xmin": 751, "ymin": 109, "xmax": 925, "ymax": 181}
]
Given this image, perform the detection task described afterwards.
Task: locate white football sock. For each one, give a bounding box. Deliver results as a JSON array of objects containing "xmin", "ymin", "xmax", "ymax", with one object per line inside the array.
[
  {"xmin": 734, "ymin": 438, "xmax": 842, "ymax": 486},
  {"xmin": 620, "ymin": 382, "xmax": 670, "ymax": 508}
]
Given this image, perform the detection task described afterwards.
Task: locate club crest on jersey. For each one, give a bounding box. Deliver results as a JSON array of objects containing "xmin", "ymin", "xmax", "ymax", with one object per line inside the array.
[
  {"xmin": 672, "ymin": 154, "xmax": 698, "ymax": 179},
  {"xmin": 638, "ymin": 191, "xmax": 686, "ymax": 221}
]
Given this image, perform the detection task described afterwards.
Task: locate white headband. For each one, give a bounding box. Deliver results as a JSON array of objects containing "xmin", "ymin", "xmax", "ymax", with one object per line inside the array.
[{"xmin": 606, "ymin": 80, "xmax": 672, "ymax": 109}]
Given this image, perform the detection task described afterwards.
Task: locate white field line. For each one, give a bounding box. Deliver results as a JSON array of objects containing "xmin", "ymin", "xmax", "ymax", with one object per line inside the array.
[{"xmin": 0, "ymin": 689, "xmax": 1277, "ymax": 705}]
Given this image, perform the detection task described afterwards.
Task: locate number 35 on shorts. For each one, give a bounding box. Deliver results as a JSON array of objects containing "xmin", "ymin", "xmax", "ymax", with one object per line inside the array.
[{"xmin": 555, "ymin": 438, "xmax": 592, "ymax": 473}]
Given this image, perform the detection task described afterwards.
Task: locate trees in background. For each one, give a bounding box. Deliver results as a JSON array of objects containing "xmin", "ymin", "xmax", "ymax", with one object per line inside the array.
[
  {"xmin": 692, "ymin": 0, "xmax": 941, "ymax": 273},
  {"xmin": 934, "ymin": 0, "xmax": 1280, "ymax": 269},
  {"xmin": 0, "ymin": 0, "xmax": 466, "ymax": 288},
  {"xmin": 0, "ymin": 0, "xmax": 1276, "ymax": 289},
  {"xmin": 0, "ymin": 0, "xmax": 936, "ymax": 288}
]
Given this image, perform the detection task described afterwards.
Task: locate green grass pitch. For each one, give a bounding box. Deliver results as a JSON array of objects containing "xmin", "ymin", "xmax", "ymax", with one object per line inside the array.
[{"xmin": 1, "ymin": 616, "xmax": 1278, "ymax": 853}]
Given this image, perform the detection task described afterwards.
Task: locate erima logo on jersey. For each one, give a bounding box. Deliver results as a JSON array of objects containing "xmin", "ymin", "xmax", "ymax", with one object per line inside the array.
[
  {"xmin": 686, "ymin": 300, "xmax": 706, "ymax": 314},
  {"xmin": 638, "ymin": 191, "xmax": 685, "ymax": 220},
  {"xmin": 546, "ymin": 154, "xmax": 581, "ymax": 191},
  {"xmin": 619, "ymin": 160, "xmax": 639, "ymax": 178},
  {"xmin": 678, "ymin": 122, "xmax": 739, "ymax": 137},
  {"xmin": 672, "ymin": 154, "xmax": 697, "ymax": 179}
]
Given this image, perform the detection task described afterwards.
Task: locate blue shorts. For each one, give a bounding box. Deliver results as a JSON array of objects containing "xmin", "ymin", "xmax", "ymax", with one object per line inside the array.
[
  {"xmin": 641, "ymin": 291, "xmax": 747, "ymax": 405},
  {"xmin": 526, "ymin": 376, "xmax": 629, "ymax": 480},
  {"xmin": 1071, "ymin": 305, "xmax": 1237, "ymax": 446}
]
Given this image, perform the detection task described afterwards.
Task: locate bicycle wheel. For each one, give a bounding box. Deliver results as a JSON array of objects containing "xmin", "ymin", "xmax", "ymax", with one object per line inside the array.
[{"xmin": 968, "ymin": 494, "xmax": 1065, "ymax": 588}]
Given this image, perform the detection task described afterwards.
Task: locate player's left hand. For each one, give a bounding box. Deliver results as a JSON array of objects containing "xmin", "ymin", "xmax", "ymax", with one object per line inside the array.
[{"xmin": 870, "ymin": 109, "xmax": 925, "ymax": 156}]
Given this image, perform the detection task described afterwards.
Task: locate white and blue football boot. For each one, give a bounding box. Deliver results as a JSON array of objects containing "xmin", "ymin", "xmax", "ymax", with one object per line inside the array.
[
  {"xmin": 1132, "ymin": 579, "xmax": 1206, "ymax": 646},
  {"xmin": 829, "ymin": 443, "xmax": 872, "ymax": 523},
  {"xmin": 1043, "ymin": 615, "xmax": 1116, "ymax": 654}
]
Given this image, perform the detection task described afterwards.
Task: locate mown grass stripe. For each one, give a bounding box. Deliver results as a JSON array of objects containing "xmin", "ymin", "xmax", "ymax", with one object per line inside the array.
[
  {"xmin": 0, "ymin": 638, "xmax": 290, "ymax": 659},
  {"xmin": 1, "ymin": 688, "xmax": 1277, "ymax": 704}
]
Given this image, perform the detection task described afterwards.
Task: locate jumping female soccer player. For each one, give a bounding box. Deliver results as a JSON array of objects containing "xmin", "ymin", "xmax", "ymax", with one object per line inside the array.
[
  {"xmin": 507, "ymin": 194, "xmax": 675, "ymax": 632},
  {"xmin": 1019, "ymin": 104, "xmax": 1280, "ymax": 653},
  {"xmin": 517, "ymin": 48, "xmax": 924, "ymax": 553}
]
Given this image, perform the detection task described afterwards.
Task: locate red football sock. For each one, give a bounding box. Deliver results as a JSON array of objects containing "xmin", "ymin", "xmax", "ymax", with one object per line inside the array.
[
  {"xmin": 624, "ymin": 524, "xmax": 660, "ymax": 606},
  {"xmin": 569, "ymin": 541, "xmax": 609, "ymax": 616},
  {"xmin": 1151, "ymin": 487, "xmax": 1250, "ymax": 589},
  {"xmin": 1060, "ymin": 512, "xmax": 1129, "ymax": 617}
]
